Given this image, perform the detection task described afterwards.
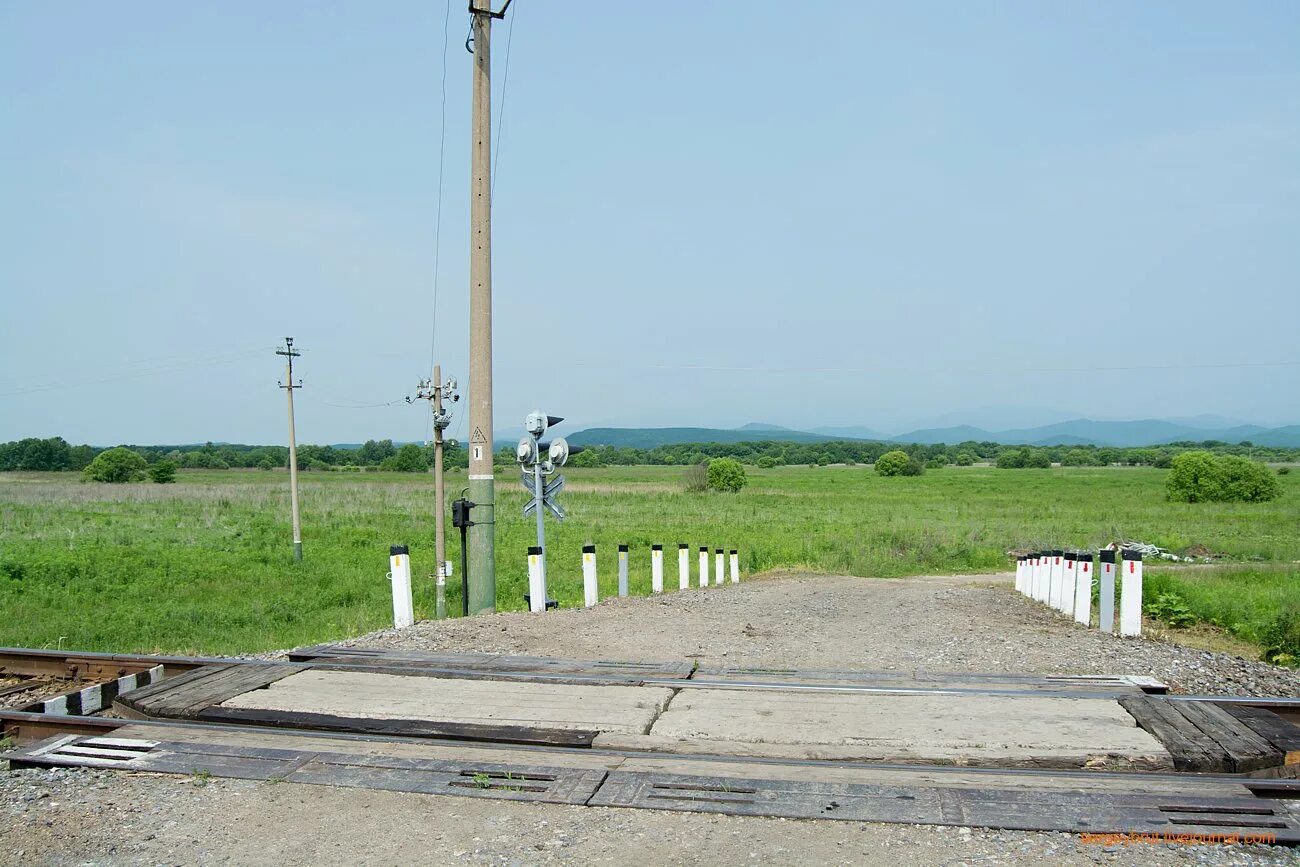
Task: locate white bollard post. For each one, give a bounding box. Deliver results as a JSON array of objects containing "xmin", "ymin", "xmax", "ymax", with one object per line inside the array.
[
  {"xmin": 1048, "ymin": 549, "xmax": 1064, "ymax": 610},
  {"xmin": 1098, "ymin": 550, "xmax": 1117, "ymax": 633},
  {"xmin": 714, "ymin": 548, "xmax": 725, "ymax": 586},
  {"xmin": 1029, "ymin": 552, "xmax": 1041, "ymax": 601},
  {"xmin": 729, "ymin": 549, "xmax": 739, "ymax": 584},
  {"xmin": 698, "ymin": 546, "xmax": 709, "ymax": 588},
  {"xmin": 1014, "ymin": 555, "xmax": 1026, "ymax": 595},
  {"xmin": 1074, "ymin": 552, "xmax": 1093, "ymax": 626},
  {"xmin": 1060, "ymin": 551, "xmax": 1077, "ymax": 617},
  {"xmin": 389, "ymin": 545, "xmax": 414, "ymax": 629},
  {"xmin": 1120, "ymin": 550, "xmax": 1143, "ymax": 637},
  {"xmin": 618, "ymin": 544, "xmax": 629, "ymax": 598},
  {"xmin": 651, "ymin": 544, "xmax": 664, "ymax": 593},
  {"xmin": 1036, "ymin": 551, "xmax": 1048, "ymax": 603},
  {"xmin": 527, "ymin": 545, "xmax": 546, "ymax": 613},
  {"xmin": 678, "ymin": 543, "xmax": 690, "ymax": 590},
  {"xmin": 582, "ymin": 544, "xmax": 598, "ymax": 608}
]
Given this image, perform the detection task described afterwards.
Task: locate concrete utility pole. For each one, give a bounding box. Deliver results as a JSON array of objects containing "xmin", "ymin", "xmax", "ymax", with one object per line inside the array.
[
  {"xmin": 276, "ymin": 338, "xmax": 303, "ymax": 562},
  {"xmin": 466, "ymin": 0, "xmax": 511, "ymax": 614}
]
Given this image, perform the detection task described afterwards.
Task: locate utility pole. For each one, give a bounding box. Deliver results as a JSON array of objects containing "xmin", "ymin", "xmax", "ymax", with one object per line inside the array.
[
  {"xmin": 466, "ymin": 0, "xmax": 511, "ymax": 614},
  {"xmin": 412, "ymin": 367, "xmax": 458, "ymax": 619},
  {"xmin": 276, "ymin": 338, "xmax": 303, "ymax": 562}
]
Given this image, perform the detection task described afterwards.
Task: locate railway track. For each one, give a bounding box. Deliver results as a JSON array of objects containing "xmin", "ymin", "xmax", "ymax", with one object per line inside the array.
[{"xmin": 3, "ymin": 645, "xmax": 1299, "ymax": 840}]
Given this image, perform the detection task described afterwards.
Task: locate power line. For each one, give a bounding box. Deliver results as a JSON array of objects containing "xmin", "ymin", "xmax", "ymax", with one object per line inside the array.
[
  {"xmin": 428, "ymin": 0, "xmax": 452, "ymax": 371},
  {"xmin": 492, "ymin": 0, "xmax": 516, "ymax": 196}
]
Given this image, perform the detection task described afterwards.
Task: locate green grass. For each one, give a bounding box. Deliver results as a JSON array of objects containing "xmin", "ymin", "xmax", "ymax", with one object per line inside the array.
[
  {"xmin": 1, "ymin": 465, "xmax": 1296, "ymax": 655},
  {"xmin": 1145, "ymin": 566, "xmax": 1300, "ymax": 664}
]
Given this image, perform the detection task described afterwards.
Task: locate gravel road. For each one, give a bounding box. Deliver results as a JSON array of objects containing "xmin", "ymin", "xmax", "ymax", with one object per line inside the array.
[{"xmin": 3, "ymin": 572, "xmax": 1298, "ymax": 866}]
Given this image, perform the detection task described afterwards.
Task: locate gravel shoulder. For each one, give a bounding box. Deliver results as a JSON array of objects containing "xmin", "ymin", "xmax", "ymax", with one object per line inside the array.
[{"xmin": 3, "ymin": 572, "xmax": 1298, "ymax": 866}]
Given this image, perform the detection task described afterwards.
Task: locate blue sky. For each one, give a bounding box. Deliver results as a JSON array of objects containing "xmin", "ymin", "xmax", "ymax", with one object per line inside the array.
[{"xmin": 2, "ymin": 1, "xmax": 1297, "ymax": 445}]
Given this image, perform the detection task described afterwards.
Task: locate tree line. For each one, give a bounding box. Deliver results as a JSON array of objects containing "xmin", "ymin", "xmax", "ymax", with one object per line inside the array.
[{"xmin": 2, "ymin": 435, "xmax": 1295, "ymax": 475}]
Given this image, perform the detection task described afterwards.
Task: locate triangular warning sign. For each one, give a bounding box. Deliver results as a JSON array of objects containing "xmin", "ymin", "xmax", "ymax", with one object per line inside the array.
[{"xmin": 470, "ymin": 427, "xmax": 487, "ymax": 444}]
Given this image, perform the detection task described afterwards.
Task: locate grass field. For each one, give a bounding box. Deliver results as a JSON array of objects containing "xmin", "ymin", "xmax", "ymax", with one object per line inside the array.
[{"xmin": 0, "ymin": 465, "xmax": 1296, "ymax": 657}]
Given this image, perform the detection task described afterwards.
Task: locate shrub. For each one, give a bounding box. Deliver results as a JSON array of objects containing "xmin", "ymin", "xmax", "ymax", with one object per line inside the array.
[
  {"xmin": 1022, "ymin": 449, "xmax": 1052, "ymax": 469},
  {"xmin": 1062, "ymin": 449, "xmax": 1092, "ymax": 467},
  {"xmin": 954, "ymin": 452, "xmax": 975, "ymax": 466},
  {"xmin": 924, "ymin": 458, "xmax": 946, "ymax": 470},
  {"xmin": 82, "ymin": 447, "xmax": 147, "ymax": 483},
  {"xmin": 1279, "ymin": 467, "xmax": 1291, "ymax": 476},
  {"xmin": 1145, "ymin": 591, "xmax": 1197, "ymax": 629},
  {"xmin": 148, "ymin": 461, "xmax": 177, "ymax": 484},
  {"xmin": 706, "ymin": 457, "xmax": 747, "ymax": 492},
  {"xmin": 756, "ymin": 456, "xmax": 777, "ymax": 469},
  {"xmin": 1167, "ymin": 451, "xmax": 1280, "ymax": 503},
  {"xmin": 1217, "ymin": 456, "xmax": 1282, "ymax": 503},
  {"xmin": 874, "ymin": 450, "xmax": 911, "ymax": 476},
  {"xmin": 380, "ymin": 443, "xmax": 427, "ymax": 473},
  {"xmin": 1259, "ymin": 607, "xmax": 1300, "ymax": 666},
  {"xmin": 682, "ymin": 463, "xmax": 709, "ymax": 493},
  {"xmin": 995, "ymin": 449, "xmax": 1025, "ymax": 469}
]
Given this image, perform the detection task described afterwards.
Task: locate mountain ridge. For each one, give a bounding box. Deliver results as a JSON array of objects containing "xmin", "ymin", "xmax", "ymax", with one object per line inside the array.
[{"xmin": 566, "ymin": 419, "xmax": 1300, "ymax": 449}]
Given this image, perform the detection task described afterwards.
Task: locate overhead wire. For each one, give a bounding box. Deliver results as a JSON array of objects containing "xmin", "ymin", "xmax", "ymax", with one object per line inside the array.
[{"xmin": 492, "ymin": 0, "xmax": 516, "ymax": 196}]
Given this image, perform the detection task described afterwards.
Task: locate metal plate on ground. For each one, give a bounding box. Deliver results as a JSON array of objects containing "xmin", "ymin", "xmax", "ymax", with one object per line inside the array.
[
  {"xmin": 590, "ymin": 770, "xmax": 1300, "ymax": 840},
  {"xmin": 11, "ymin": 735, "xmax": 606, "ymax": 805}
]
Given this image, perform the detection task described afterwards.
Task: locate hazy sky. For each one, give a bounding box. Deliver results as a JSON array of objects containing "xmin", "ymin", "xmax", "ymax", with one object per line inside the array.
[{"xmin": 2, "ymin": 2, "xmax": 1298, "ymax": 445}]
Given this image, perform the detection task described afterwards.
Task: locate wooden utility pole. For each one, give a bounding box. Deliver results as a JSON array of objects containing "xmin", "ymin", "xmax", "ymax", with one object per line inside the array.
[
  {"xmin": 276, "ymin": 338, "xmax": 303, "ymax": 562},
  {"xmin": 466, "ymin": 1, "xmax": 510, "ymax": 614}
]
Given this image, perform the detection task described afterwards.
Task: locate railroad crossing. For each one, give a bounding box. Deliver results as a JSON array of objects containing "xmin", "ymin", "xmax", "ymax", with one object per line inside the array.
[{"xmin": 3, "ymin": 645, "xmax": 1299, "ymax": 841}]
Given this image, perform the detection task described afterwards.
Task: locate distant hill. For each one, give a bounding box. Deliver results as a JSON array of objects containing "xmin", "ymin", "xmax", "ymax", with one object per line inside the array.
[
  {"xmin": 567, "ymin": 419, "xmax": 1300, "ymax": 449},
  {"xmin": 809, "ymin": 425, "xmax": 887, "ymax": 440},
  {"xmin": 1252, "ymin": 425, "xmax": 1300, "ymax": 447},
  {"xmin": 566, "ymin": 427, "xmax": 843, "ymax": 449}
]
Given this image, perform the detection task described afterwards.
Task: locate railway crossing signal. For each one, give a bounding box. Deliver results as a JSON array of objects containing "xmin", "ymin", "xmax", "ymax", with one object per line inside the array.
[{"xmin": 517, "ymin": 411, "xmax": 582, "ymax": 612}]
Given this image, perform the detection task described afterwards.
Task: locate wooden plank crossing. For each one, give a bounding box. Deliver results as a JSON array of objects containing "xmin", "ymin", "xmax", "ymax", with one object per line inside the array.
[
  {"xmin": 692, "ymin": 664, "xmax": 1165, "ymax": 696},
  {"xmin": 1219, "ymin": 704, "xmax": 1300, "ymax": 766},
  {"xmin": 116, "ymin": 664, "xmax": 304, "ymax": 720},
  {"xmin": 12, "ymin": 731, "xmax": 1300, "ymax": 842},
  {"xmin": 288, "ymin": 645, "xmax": 695, "ymax": 681},
  {"xmin": 1120, "ymin": 696, "xmax": 1295, "ymax": 773},
  {"xmin": 196, "ymin": 706, "xmax": 598, "ymax": 748}
]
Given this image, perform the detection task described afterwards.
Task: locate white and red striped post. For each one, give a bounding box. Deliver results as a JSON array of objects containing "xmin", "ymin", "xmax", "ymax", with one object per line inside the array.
[
  {"xmin": 729, "ymin": 549, "xmax": 739, "ymax": 584},
  {"xmin": 678, "ymin": 543, "xmax": 690, "ymax": 590},
  {"xmin": 1120, "ymin": 550, "xmax": 1143, "ymax": 637},
  {"xmin": 698, "ymin": 546, "xmax": 709, "ymax": 588},
  {"xmin": 527, "ymin": 546, "xmax": 546, "ymax": 613},
  {"xmin": 388, "ymin": 545, "xmax": 414, "ymax": 629},
  {"xmin": 1098, "ymin": 550, "xmax": 1117, "ymax": 633},
  {"xmin": 714, "ymin": 548, "xmax": 725, "ymax": 586},
  {"xmin": 651, "ymin": 544, "xmax": 664, "ymax": 593},
  {"xmin": 1036, "ymin": 551, "xmax": 1049, "ymax": 603},
  {"xmin": 1074, "ymin": 551, "xmax": 1093, "ymax": 626},
  {"xmin": 1060, "ymin": 551, "xmax": 1077, "ymax": 617},
  {"xmin": 617, "ymin": 544, "xmax": 629, "ymax": 598},
  {"xmin": 1015, "ymin": 555, "xmax": 1026, "ymax": 595},
  {"xmin": 1048, "ymin": 549, "xmax": 1064, "ymax": 610},
  {"xmin": 582, "ymin": 544, "xmax": 598, "ymax": 608},
  {"xmin": 1029, "ymin": 552, "xmax": 1042, "ymax": 601}
]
